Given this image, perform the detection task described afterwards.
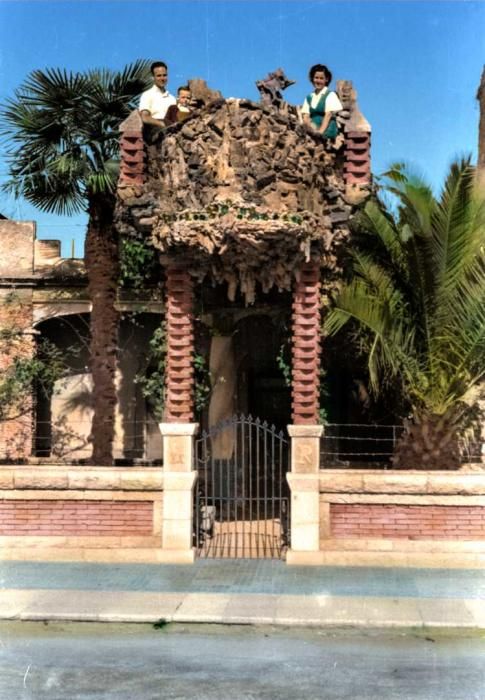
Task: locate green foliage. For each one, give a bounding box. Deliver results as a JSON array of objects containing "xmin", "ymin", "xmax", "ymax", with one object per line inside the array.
[
  {"xmin": 0, "ymin": 292, "xmax": 67, "ymax": 418},
  {"xmin": 325, "ymin": 157, "xmax": 485, "ymax": 429},
  {"xmin": 276, "ymin": 341, "xmax": 292, "ymax": 387},
  {"xmin": 0, "ymin": 339, "xmax": 66, "ymax": 420},
  {"xmin": 277, "ymin": 336, "xmax": 329, "ymax": 425},
  {"xmin": 1, "ymin": 61, "xmax": 151, "ymax": 214},
  {"xmin": 136, "ymin": 323, "xmax": 167, "ymax": 422},
  {"xmin": 135, "ymin": 322, "xmax": 212, "ymax": 421},
  {"xmin": 120, "ymin": 237, "xmax": 159, "ymax": 290},
  {"xmin": 159, "ymin": 200, "xmax": 305, "ymax": 226},
  {"xmin": 194, "ymin": 353, "xmax": 211, "ymax": 415}
]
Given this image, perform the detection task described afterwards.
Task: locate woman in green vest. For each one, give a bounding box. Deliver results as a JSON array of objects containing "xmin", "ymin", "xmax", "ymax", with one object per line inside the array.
[{"xmin": 301, "ymin": 64, "xmax": 342, "ymax": 139}]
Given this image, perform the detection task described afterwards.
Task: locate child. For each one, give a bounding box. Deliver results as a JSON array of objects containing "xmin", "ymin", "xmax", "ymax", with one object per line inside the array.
[
  {"xmin": 164, "ymin": 85, "xmax": 192, "ymax": 126},
  {"xmin": 301, "ymin": 64, "xmax": 342, "ymax": 139}
]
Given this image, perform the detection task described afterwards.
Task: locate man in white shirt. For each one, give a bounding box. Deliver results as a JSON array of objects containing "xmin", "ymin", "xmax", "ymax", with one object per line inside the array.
[{"xmin": 139, "ymin": 62, "xmax": 176, "ymax": 127}]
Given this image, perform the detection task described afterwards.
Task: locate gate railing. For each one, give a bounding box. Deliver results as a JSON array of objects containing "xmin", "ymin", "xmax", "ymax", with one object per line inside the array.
[{"xmin": 194, "ymin": 415, "xmax": 290, "ymax": 559}]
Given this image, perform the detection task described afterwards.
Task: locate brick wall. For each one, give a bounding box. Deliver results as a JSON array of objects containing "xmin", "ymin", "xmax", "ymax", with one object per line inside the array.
[
  {"xmin": 0, "ymin": 288, "xmax": 35, "ymax": 460},
  {"xmin": 0, "ymin": 499, "xmax": 153, "ymax": 536},
  {"xmin": 331, "ymin": 504, "xmax": 485, "ymax": 540}
]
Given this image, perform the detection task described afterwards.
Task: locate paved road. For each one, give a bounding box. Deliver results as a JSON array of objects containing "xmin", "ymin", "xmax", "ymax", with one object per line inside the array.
[{"xmin": 1, "ymin": 622, "xmax": 484, "ymax": 700}]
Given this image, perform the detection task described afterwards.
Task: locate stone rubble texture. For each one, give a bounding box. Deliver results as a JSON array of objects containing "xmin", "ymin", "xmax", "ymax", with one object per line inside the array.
[{"xmin": 116, "ymin": 80, "xmax": 372, "ymax": 305}]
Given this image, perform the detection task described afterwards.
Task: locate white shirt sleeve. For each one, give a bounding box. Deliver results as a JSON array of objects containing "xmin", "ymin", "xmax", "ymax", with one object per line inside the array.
[
  {"xmin": 139, "ymin": 89, "xmax": 152, "ymax": 113},
  {"xmin": 325, "ymin": 91, "xmax": 343, "ymax": 113}
]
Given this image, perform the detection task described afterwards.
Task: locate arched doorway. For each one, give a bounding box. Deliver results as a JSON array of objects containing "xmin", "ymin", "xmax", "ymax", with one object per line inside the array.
[
  {"xmin": 34, "ymin": 311, "xmax": 164, "ymax": 462},
  {"xmin": 196, "ymin": 306, "xmax": 292, "ymax": 559}
]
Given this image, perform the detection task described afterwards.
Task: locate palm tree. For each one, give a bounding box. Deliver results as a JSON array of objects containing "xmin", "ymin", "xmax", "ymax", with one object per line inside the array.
[
  {"xmin": 1, "ymin": 63, "xmax": 151, "ymax": 464},
  {"xmin": 325, "ymin": 158, "xmax": 485, "ymax": 469}
]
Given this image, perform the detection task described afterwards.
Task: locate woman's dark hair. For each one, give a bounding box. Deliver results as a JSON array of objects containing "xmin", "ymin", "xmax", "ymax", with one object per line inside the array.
[
  {"xmin": 308, "ymin": 64, "xmax": 332, "ymax": 85},
  {"xmin": 150, "ymin": 61, "xmax": 168, "ymax": 74}
]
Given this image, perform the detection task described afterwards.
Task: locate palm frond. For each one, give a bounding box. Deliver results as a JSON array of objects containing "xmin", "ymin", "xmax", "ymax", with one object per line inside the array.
[
  {"xmin": 431, "ymin": 158, "xmax": 477, "ymax": 293},
  {"xmin": 326, "ymin": 157, "xmax": 485, "ymax": 419},
  {"xmin": 0, "ymin": 61, "xmax": 147, "ymax": 211}
]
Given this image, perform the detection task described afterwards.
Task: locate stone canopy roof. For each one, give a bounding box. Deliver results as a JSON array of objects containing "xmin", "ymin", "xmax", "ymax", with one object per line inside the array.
[{"xmin": 116, "ymin": 82, "xmax": 371, "ymax": 303}]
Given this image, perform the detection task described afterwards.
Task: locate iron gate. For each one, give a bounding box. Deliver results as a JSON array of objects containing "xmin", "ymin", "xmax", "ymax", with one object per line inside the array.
[{"xmin": 194, "ymin": 415, "xmax": 290, "ymax": 559}]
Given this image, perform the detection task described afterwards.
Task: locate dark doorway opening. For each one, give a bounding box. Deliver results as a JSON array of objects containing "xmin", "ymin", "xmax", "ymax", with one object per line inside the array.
[{"xmin": 234, "ymin": 313, "xmax": 291, "ymax": 432}]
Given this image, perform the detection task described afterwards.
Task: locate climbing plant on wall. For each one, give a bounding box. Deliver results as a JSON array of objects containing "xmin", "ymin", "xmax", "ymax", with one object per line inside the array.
[{"xmin": 0, "ymin": 293, "xmax": 66, "ymax": 420}]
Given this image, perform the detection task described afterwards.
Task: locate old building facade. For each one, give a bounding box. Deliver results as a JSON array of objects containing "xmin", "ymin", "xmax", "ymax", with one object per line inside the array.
[{"xmin": 1, "ymin": 78, "xmax": 484, "ymax": 567}]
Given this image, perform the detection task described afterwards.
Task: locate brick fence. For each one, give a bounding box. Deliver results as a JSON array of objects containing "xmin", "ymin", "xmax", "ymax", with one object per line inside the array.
[
  {"xmin": 0, "ymin": 499, "xmax": 154, "ymax": 537},
  {"xmin": 331, "ymin": 503, "xmax": 485, "ymax": 540},
  {"xmin": 0, "ymin": 466, "xmax": 165, "ymax": 562},
  {"xmin": 316, "ymin": 469, "xmax": 485, "ymax": 568}
]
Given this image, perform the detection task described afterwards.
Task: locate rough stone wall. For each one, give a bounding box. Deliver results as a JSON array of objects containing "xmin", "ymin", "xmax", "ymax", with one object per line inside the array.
[
  {"xmin": 0, "ymin": 219, "xmax": 164, "ymax": 463},
  {"xmin": 145, "ymin": 98, "xmax": 346, "ymax": 215},
  {"xmin": 117, "ymin": 96, "xmax": 370, "ymax": 302},
  {"xmin": 0, "ymin": 221, "xmax": 35, "ymax": 277},
  {"xmin": 0, "ymin": 289, "xmax": 35, "ymax": 460}
]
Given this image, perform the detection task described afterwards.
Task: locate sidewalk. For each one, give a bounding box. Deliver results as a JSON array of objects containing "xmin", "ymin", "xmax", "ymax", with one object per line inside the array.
[{"xmin": 1, "ymin": 559, "xmax": 484, "ymax": 629}]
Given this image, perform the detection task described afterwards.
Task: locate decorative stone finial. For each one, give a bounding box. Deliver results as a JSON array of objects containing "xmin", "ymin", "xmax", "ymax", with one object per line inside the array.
[{"xmin": 256, "ymin": 68, "xmax": 296, "ymax": 109}]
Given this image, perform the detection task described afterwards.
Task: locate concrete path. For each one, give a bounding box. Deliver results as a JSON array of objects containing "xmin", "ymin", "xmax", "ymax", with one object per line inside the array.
[{"xmin": 1, "ymin": 560, "xmax": 484, "ymax": 629}]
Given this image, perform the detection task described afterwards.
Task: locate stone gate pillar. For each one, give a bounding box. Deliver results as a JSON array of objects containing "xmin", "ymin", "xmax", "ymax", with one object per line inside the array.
[
  {"xmin": 159, "ymin": 265, "xmax": 198, "ymax": 563},
  {"xmin": 287, "ymin": 261, "xmax": 323, "ymax": 565}
]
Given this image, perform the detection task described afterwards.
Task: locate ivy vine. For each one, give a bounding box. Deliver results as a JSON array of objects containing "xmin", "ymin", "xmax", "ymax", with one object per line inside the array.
[
  {"xmin": 120, "ymin": 237, "xmax": 159, "ymax": 290},
  {"xmin": 277, "ymin": 337, "xmax": 329, "ymax": 425},
  {"xmin": 135, "ymin": 320, "xmax": 212, "ymax": 420},
  {"xmin": 159, "ymin": 200, "xmax": 307, "ymax": 226},
  {"xmin": 135, "ymin": 322, "xmax": 167, "ymax": 422},
  {"xmin": 0, "ymin": 293, "xmax": 67, "ymax": 419}
]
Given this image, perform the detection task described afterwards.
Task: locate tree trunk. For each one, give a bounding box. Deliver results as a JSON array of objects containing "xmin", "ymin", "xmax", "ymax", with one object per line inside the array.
[
  {"xmin": 477, "ymin": 66, "xmax": 485, "ymax": 192},
  {"xmin": 392, "ymin": 412, "xmax": 461, "ymax": 470},
  {"xmin": 84, "ymin": 193, "xmax": 119, "ymax": 465}
]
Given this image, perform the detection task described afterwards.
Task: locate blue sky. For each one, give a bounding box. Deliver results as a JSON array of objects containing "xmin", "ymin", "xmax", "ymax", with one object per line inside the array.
[{"xmin": 0, "ymin": 0, "xmax": 483, "ymax": 256}]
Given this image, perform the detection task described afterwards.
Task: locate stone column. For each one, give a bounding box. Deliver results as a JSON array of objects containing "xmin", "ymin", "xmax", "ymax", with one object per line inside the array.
[
  {"xmin": 159, "ymin": 265, "xmax": 197, "ymax": 563},
  {"xmin": 286, "ymin": 425, "xmax": 323, "ymax": 565},
  {"xmin": 159, "ymin": 422, "xmax": 198, "ymax": 563},
  {"xmin": 287, "ymin": 261, "xmax": 323, "ymax": 564}
]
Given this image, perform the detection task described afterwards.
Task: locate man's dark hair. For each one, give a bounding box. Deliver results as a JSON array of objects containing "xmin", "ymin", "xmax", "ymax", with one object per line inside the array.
[
  {"xmin": 308, "ymin": 64, "xmax": 332, "ymax": 85},
  {"xmin": 151, "ymin": 61, "xmax": 168, "ymax": 74},
  {"xmin": 177, "ymin": 85, "xmax": 190, "ymax": 95}
]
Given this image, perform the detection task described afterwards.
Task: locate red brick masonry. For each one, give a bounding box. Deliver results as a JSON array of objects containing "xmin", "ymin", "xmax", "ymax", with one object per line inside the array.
[
  {"xmin": 164, "ymin": 266, "xmax": 195, "ymax": 422},
  {"xmin": 331, "ymin": 504, "xmax": 485, "ymax": 540},
  {"xmin": 291, "ymin": 261, "xmax": 321, "ymax": 424},
  {"xmin": 0, "ymin": 500, "xmax": 153, "ymax": 536}
]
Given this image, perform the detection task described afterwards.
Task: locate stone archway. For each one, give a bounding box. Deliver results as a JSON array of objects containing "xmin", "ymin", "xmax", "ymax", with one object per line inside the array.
[{"xmin": 34, "ymin": 311, "xmax": 164, "ymax": 462}]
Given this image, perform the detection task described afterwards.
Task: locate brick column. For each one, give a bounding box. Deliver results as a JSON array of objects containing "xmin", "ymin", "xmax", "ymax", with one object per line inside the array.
[
  {"xmin": 287, "ymin": 261, "xmax": 323, "ymax": 564},
  {"xmin": 118, "ymin": 110, "xmax": 145, "ymax": 186},
  {"xmin": 158, "ymin": 265, "xmax": 197, "ymax": 563},
  {"xmin": 291, "ymin": 261, "xmax": 321, "ymax": 425},
  {"xmin": 164, "ymin": 266, "xmax": 195, "ymax": 422},
  {"xmin": 344, "ymin": 131, "xmax": 371, "ymax": 187}
]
